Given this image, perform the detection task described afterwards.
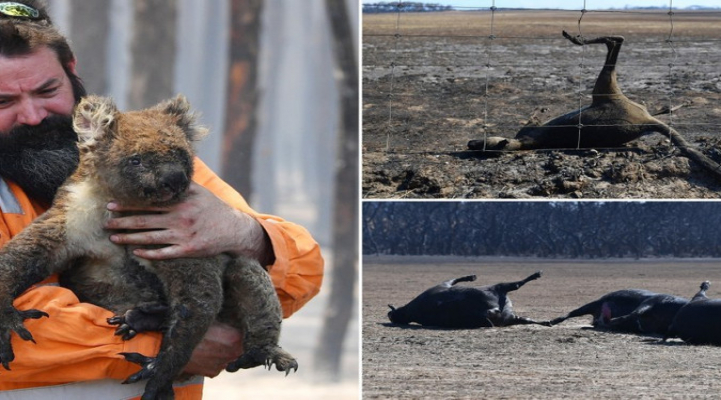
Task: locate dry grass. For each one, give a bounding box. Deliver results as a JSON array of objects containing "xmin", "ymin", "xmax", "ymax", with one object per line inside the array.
[{"xmin": 364, "ymin": 10, "xmax": 721, "ymax": 39}]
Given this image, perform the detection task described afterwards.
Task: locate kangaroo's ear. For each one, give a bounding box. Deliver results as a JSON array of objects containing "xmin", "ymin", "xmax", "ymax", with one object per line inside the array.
[
  {"xmin": 155, "ymin": 94, "xmax": 208, "ymax": 142},
  {"xmin": 72, "ymin": 95, "xmax": 118, "ymax": 144}
]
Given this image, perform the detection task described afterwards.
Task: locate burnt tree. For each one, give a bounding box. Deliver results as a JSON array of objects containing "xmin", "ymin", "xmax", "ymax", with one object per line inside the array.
[
  {"xmin": 129, "ymin": 0, "xmax": 176, "ymax": 109},
  {"xmin": 314, "ymin": 0, "xmax": 359, "ymax": 382},
  {"xmin": 221, "ymin": 0, "xmax": 263, "ymax": 196},
  {"xmin": 69, "ymin": 0, "xmax": 111, "ymax": 95}
]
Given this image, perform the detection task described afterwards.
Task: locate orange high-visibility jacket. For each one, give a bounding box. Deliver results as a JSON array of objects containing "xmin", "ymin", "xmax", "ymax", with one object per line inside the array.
[{"xmin": 0, "ymin": 158, "xmax": 324, "ymax": 399}]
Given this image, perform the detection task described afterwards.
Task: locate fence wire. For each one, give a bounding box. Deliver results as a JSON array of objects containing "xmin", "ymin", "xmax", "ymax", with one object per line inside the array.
[{"xmin": 363, "ymin": 2, "xmax": 721, "ymax": 157}]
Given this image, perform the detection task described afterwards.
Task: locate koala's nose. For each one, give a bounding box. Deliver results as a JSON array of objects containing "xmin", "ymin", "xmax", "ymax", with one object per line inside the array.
[{"xmin": 160, "ymin": 170, "xmax": 189, "ymax": 193}]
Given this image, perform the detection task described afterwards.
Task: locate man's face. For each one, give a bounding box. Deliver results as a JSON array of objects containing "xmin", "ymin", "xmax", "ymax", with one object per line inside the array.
[
  {"xmin": 0, "ymin": 46, "xmax": 79, "ymax": 205},
  {"xmin": 0, "ymin": 46, "xmax": 76, "ymax": 132}
]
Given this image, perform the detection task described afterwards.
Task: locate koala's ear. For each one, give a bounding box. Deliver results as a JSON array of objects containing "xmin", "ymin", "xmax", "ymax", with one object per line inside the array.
[
  {"xmin": 73, "ymin": 95, "xmax": 118, "ymax": 143},
  {"xmin": 156, "ymin": 94, "xmax": 208, "ymax": 142}
]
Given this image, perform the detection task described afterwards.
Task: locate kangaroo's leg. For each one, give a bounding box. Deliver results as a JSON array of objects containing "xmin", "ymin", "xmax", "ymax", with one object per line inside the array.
[
  {"xmin": 655, "ymin": 124, "xmax": 721, "ymax": 179},
  {"xmin": 562, "ymin": 30, "xmax": 626, "ymax": 103}
]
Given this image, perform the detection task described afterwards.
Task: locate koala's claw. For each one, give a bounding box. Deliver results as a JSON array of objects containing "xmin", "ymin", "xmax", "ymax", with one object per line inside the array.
[
  {"xmin": 226, "ymin": 347, "xmax": 298, "ymax": 376},
  {"xmin": 121, "ymin": 352, "xmax": 176, "ymax": 400},
  {"xmin": 16, "ymin": 309, "xmax": 49, "ymax": 321},
  {"xmin": 107, "ymin": 316, "xmax": 138, "ymax": 341},
  {"xmin": 270, "ymin": 357, "xmax": 298, "ymax": 376},
  {"xmin": 116, "ymin": 326, "xmax": 138, "ymax": 341},
  {"xmin": 0, "ymin": 307, "xmax": 49, "ymax": 370},
  {"xmin": 108, "ymin": 304, "xmax": 168, "ymax": 341},
  {"xmin": 14, "ymin": 309, "xmax": 49, "ymax": 343},
  {"xmin": 120, "ymin": 352, "xmax": 157, "ymax": 384}
]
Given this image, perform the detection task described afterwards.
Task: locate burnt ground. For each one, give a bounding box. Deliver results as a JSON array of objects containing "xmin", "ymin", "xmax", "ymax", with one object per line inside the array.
[
  {"xmin": 362, "ymin": 11, "xmax": 721, "ymax": 198},
  {"xmin": 363, "ymin": 256, "xmax": 721, "ymax": 399}
]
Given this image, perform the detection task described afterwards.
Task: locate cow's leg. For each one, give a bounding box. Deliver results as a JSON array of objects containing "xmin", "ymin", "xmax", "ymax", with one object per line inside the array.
[
  {"xmin": 505, "ymin": 315, "xmax": 551, "ymax": 327},
  {"xmin": 691, "ymin": 281, "xmax": 710, "ymax": 302},
  {"xmin": 441, "ymin": 275, "xmax": 476, "ymax": 288},
  {"xmin": 487, "ymin": 271, "xmax": 549, "ymax": 327},
  {"xmin": 488, "ymin": 306, "xmax": 551, "ymax": 327},
  {"xmin": 548, "ymin": 299, "xmax": 603, "ymax": 326},
  {"xmin": 608, "ymin": 304, "xmax": 647, "ymax": 329},
  {"xmin": 492, "ymin": 271, "xmax": 542, "ymax": 295}
]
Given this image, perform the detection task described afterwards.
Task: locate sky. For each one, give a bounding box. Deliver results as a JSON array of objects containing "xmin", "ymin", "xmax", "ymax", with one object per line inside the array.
[{"xmin": 361, "ymin": 0, "xmax": 721, "ymax": 10}]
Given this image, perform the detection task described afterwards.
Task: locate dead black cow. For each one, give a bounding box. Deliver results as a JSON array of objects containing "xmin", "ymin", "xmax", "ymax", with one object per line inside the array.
[
  {"xmin": 549, "ymin": 289, "xmax": 687, "ymax": 335},
  {"xmin": 607, "ymin": 293, "xmax": 688, "ymax": 335},
  {"xmin": 387, "ymin": 271, "xmax": 547, "ymax": 328},
  {"xmin": 664, "ymin": 281, "xmax": 721, "ymax": 345}
]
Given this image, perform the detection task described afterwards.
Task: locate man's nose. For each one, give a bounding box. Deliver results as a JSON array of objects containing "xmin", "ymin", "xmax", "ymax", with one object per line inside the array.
[{"xmin": 16, "ymin": 100, "xmax": 48, "ymax": 126}]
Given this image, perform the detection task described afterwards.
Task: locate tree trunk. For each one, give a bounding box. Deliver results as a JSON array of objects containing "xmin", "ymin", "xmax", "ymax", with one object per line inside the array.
[
  {"xmin": 129, "ymin": 0, "xmax": 177, "ymax": 109},
  {"xmin": 220, "ymin": 0, "xmax": 262, "ymax": 196},
  {"xmin": 314, "ymin": 0, "xmax": 358, "ymax": 382},
  {"xmin": 69, "ymin": 0, "xmax": 111, "ymax": 95}
]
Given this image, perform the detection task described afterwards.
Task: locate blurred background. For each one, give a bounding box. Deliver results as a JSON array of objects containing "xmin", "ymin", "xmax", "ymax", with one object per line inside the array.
[{"xmin": 47, "ymin": 0, "xmax": 359, "ymax": 398}]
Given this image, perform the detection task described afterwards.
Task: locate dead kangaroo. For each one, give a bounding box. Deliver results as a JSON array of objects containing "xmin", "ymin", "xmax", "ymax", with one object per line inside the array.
[
  {"xmin": 468, "ymin": 31, "xmax": 721, "ymax": 178},
  {"xmin": 0, "ymin": 95, "xmax": 296, "ymax": 399}
]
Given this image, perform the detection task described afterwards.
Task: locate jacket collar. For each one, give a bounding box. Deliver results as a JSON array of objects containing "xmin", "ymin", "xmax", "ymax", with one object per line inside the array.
[{"xmin": 0, "ymin": 177, "xmax": 23, "ymax": 214}]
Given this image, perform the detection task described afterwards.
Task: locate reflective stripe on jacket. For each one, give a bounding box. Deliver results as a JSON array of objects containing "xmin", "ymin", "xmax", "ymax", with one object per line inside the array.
[{"xmin": 0, "ymin": 376, "xmax": 203, "ymax": 400}]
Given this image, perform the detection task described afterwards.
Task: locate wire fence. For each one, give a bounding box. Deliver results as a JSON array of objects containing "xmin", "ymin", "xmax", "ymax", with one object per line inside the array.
[{"xmin": 362, "ymin": 2, "xmax": 721, "ymax": 157}]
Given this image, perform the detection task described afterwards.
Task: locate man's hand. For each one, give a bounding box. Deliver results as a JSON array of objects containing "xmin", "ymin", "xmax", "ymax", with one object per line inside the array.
[
  {"xmin": 104, "ymin": 183, "xmax": 274, "ymax": 265},
  {"xmin": 182, "ymin": 323, "xmax": 243, "ymax": 377}
]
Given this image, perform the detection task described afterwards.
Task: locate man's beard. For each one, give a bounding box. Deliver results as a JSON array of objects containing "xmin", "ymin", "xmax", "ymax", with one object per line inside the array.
[{"xmin": 0, "ymin": 115, "xmax": 79, "ymax": 206}]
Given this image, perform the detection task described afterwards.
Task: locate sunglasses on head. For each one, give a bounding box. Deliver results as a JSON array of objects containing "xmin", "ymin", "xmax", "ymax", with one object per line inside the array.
[{"xmin": 0, "ymin": 2, "xmax": 40, "ymax": 20}]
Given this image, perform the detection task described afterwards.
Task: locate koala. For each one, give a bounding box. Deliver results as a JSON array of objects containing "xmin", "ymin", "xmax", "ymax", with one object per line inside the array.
[{"xmin": 0, "ymin": 95, "xmax": 297, "ymax": 399}]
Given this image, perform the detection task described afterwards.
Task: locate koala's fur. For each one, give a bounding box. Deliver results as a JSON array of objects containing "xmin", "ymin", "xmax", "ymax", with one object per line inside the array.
[{"xmin": 0, "ymin": 95, "xmax": 296, "ymax": 399}]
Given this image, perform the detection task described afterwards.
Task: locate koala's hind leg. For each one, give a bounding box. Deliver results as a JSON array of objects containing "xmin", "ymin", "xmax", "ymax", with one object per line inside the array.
[
  {"xmin": 221, "ymin": 257, "xmax": 298, "ymax": 375},
  {"xmin": 61, "ymin": 258, "xmax": 169, "ymax": 340},
  {"xmin": 108, "ymin": 302, "xmax": 169, "ymax": 340},
  {"xmin": 122, "ymin": 258, "xmax": 224, "ymax": 399}
]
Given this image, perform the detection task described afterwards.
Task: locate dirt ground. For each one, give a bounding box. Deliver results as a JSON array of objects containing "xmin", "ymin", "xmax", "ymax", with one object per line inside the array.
[
  {"xmin": 362, "ymin": 11, "xmax": 721, "ymax": 198},
  {"xmin": 363, "ymin": 256, "xmax": 721, "ymax": 399}
]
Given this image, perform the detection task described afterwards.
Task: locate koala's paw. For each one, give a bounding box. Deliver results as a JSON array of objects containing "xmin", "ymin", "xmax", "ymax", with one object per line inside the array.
[
  {"xmin": 108, "ymin": 303, "xmax": 168, "ymax": 340},
  {"xmin": 0, "ymin": 307, "xmax": 49, "ymax": 370},
  {"xmin": 226, "ymin": 347, "xmax": 298, "ymax": 376},
  {"xmin": 121, "ymin": 352, "xmax": 177, "ymax": 400},
  {"xmin": 267, "ymin": 349, "xmax": 299, "ymax": 376},
  {"xmin": 119, "ymin": 352, "xmax": 158, "ymax": 384}
]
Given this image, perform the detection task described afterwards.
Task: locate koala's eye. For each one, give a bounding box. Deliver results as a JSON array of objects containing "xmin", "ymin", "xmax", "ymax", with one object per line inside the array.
[{"xmin": 129, "ymin": 156, "xmax": 142, "ymax": 166}]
